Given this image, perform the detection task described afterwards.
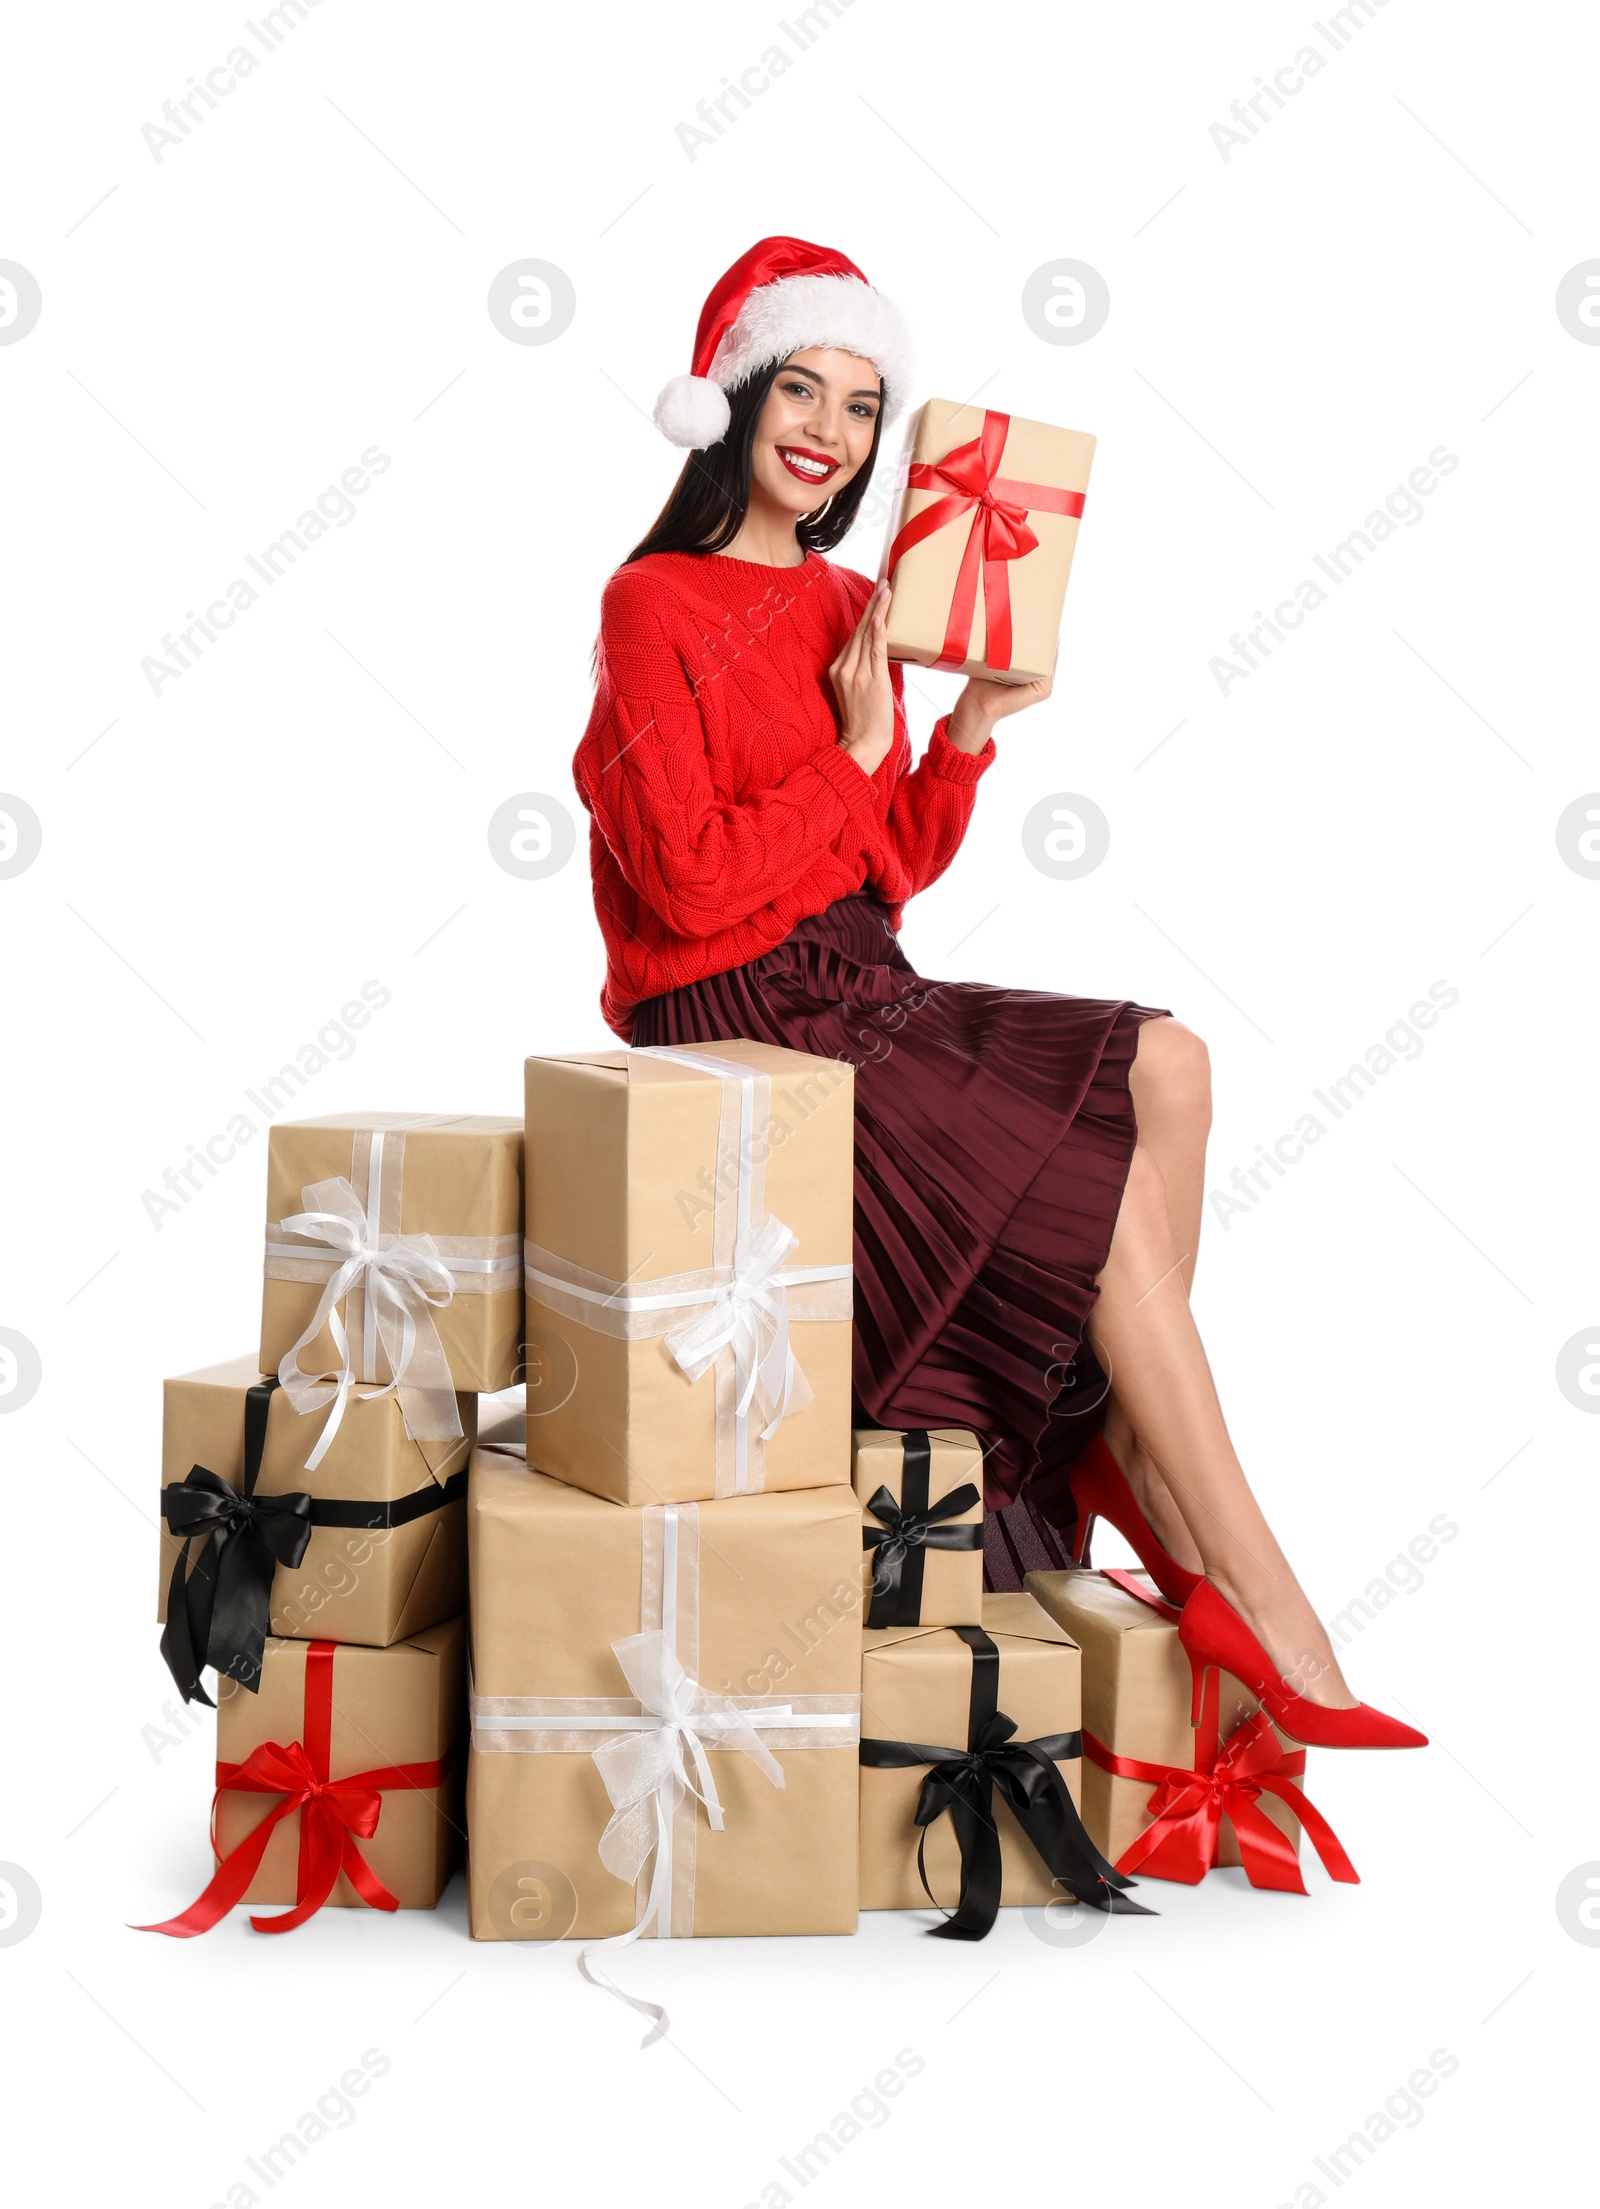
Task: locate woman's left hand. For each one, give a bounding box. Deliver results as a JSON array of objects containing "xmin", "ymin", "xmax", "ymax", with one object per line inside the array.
[{"xmin": 946, "ymin": 669, "xmax": 1053, "ymax": 754}]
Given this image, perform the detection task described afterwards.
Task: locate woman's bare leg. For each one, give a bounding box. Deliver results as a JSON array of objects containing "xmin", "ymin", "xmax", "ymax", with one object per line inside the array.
[
  {"xmin": 1101, "ymin": 1017, "xmax": 1210, "ymax": 1573},
  {"xmin": 1126, "ymin": 1015, "xmax": 1209, "ymax": 1293},
  {"xmin": 1090, "ymin": 1144, "xmax": 1353, "ymax": 1707}
]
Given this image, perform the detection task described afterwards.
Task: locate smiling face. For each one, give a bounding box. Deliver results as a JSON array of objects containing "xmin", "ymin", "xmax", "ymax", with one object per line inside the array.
[{"xmin": 747, "ymin": 347, "xmax": 884, "ymax": 520}]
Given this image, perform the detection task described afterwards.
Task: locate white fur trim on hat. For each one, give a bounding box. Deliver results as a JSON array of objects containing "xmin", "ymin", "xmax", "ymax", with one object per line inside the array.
[
  {"xmin": 652, "ymin": 373, "xmax": 733, "ymax": 451},
  {"xmin": 709, "ymin": 272, "xmax": 912, "ymax": 425}
]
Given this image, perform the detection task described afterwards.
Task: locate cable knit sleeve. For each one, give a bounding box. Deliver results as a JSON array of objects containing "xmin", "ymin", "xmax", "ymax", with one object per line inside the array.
[
  {"xmin": 576, "ymin": 568, "xmax": 880, "ymax": 939},
  {"xmin": 879, "ymin": 681, "xmax": 995, "ymax": 895}
]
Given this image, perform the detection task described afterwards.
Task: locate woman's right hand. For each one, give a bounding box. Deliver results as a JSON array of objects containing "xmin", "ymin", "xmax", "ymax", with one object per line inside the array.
[{"xmin": 829, "ymin": 580, "xmax": 896, "ymax": 777}]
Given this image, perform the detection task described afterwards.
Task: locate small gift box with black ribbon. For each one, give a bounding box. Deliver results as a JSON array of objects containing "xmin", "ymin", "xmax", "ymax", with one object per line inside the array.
[
  {"xmin": 522, "ymin": 1042, "xmax": 855, "ymax": 1505},
  {"xmin": 260, "ymin": 1114, "xmax": 523, "ymax": 1469},
  {"xmin": 140, "ymin": 1617, "xmax": 465, "ymax": 1937},
  {"xmin": 1025, "ymin": 1568, "xmax": 1358, "ymax": 1894},
  {"xmin": 854, "ymin": 1426, "xmax": 984, "ymax": 1628},
  {"xmin": 881, "ymin": 399, "xmax": 1097, "ymax": 684},
  {"xmin": 158, "ymin": 1356, "xmax": 472, "ymax": 1704},
  {"xmin": 859, "ymin": 1592, "xmax": 1148, "ymax": 1936}
]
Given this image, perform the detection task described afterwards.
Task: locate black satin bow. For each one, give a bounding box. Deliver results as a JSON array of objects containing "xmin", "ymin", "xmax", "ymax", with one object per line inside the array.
[
  {"xmin": 160, "ymin": 1380, "xmax": 310, "ymax": 1705},
  {"xmin": 861, "ymin": 1431, "xmax": 983, "ymax": 1627},
  {"xmin": 860, "ymin": 1624, "xmax": 1153, "ymax": 1938},
  {"xmin": 158, "ymin": 1379, "xmax": 470, "ymax": 1704}
]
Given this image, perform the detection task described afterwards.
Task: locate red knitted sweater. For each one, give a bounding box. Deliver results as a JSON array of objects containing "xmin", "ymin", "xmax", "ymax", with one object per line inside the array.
[{"xmin": 575, "ymin": 549, "xmax": 994, "ymax": 1035}]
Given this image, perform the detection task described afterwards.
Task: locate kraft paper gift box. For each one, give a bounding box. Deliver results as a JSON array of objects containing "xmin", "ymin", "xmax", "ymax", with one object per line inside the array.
[
  {"xmin": 522, "ymin": 1041, "xmax": 855, "ymax": 1504},
  {"xmin": 881, "ymin": 398, "xmax": 1096, "ymax": 684},
  {"xmin": 853, "ymin": 1427, "xmax": 984, "ymax": 1628},
  {"xmin": 157, "ymin": 1355, "xmax": 472, "ymax": 1696},
  {"xmin": 1025, "ymin": 1568, "xmax": 1353, "ymax": 1891},
  {"xmin": 259, "ymin": 1112, "xmax": 523, "ymax": 1409},
  {"xmin": 466, "ymin": 1449, "xmax": 862, "ymax": 1941},
  {"xmin": 859, "ymin": 1592, "xmax": 1137, "ymax": 1927},
  {"xmin": 142, "ymin": 1620, "xmax": 466, "ymax": 1934}
]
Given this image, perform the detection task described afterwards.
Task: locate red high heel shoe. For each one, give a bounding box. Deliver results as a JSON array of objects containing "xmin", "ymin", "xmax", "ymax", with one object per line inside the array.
[
  {"xmin": 1068, "ymin": 1434, "xmax": 1203, "ymax": 1607},
  {"xmin": 1178, "ymin": 1580, "xmax": 1428, "ymax": 1750}
]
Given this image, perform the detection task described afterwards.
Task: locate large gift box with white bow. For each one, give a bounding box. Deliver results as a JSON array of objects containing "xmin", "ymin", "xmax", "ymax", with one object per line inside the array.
[
  {"xmin": 466, "ymin": 1449, "xmax": 862, "ymax": 1940},
  {"xmin": 157, "ymin": 1355, "xmax": 472, "ymax": 1698},
  {"xmin": 522, "ymin": 1043, "xmax": 854, "ymax": 1504},
  {"xmin": 259, "ymin": 1115, "xmax": 524, "ymax": 1453}
]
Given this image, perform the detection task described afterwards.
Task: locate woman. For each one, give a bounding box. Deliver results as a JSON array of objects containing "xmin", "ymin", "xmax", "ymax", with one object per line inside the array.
[{"xmin": 574, "ymin": 237, "xmax": 1422, "ymax": 1750}]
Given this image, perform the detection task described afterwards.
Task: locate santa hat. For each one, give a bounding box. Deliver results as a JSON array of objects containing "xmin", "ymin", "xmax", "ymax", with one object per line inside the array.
[{"xmin": 653, "ymin": 235, "xmax": 913, "ymax": 451}]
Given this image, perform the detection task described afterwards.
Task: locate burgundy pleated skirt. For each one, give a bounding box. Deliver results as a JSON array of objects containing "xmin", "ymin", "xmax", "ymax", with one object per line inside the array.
[{"xmin": 630, "ymin": 892, "xmax": 1168, "ymax": 1591}]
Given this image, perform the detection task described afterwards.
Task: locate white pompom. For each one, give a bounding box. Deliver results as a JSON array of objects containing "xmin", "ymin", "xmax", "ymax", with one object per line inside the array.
[{"xmin": 652, "ymin": 374, "xmax": 732, "ymax": 450}]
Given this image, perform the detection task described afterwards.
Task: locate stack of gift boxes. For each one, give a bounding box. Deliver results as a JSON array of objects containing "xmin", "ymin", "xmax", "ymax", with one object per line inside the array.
[
  {"xmin": 151, "ymin": 1114, "xmax": 522, "ymax": 1930},
  {"xmin": 151, "ymin": 1043, "xmax": 1356, "ymax": 1960}
]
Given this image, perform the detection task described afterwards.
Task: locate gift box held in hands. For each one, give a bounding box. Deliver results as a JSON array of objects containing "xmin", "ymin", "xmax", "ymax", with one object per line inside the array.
[
  {"xmin": 522, "ymin": 1042, "xmax": 854, "ymax": 1504},
  {"xmin": 881, "ymin": 399, "xmax": 1096, "ymax": 684}
]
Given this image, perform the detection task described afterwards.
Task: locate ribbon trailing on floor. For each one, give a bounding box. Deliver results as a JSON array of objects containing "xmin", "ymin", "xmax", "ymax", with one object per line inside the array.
[
  {"xmin": 862, "ymin": 1430, "xmax": 982, "ymax": 1627},
  {"xmin": 859, "ymin": 1624, "xmax": 1151, "ymax": 1939},
  {"xmin": 138, "ymin": 1640, "xmax": 452, "ymax": 1937},
  {"xmin": 159, "ymin": 1376, "xmax": 467, "ymax": 1705},
  {"xmin": 884, "ymin": 409, "xmax": 1086, "ymax": 671}
]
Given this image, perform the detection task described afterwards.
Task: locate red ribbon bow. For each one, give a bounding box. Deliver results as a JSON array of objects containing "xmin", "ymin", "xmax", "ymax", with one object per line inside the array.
[
  {"xmin": 884, "ymin": 409, "xmax": 1086, "ymax": 673},
  {"xmin": 1083, "ymin": 1670, "xmax": 1359, "ymax": 1896},
  {"xmin": 139, "ymin": 1640, "xmax": 450, "ymax": 1937}
]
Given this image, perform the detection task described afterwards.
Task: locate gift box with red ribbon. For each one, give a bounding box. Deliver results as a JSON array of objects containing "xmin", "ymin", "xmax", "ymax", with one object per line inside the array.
[
  {"xmin": 1025, "ymin": 1568, "xmax": 1358, "ymax": 1894},
  {"xmin": 140, "ymin": 1619, "xmax": 464, "ymax": 1936},
  {"xmin": 881, "ymin": 399, "xmax": 1096, "ymax": 684}
]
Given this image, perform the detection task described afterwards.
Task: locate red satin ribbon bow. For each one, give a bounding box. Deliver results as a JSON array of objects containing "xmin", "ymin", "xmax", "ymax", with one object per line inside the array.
[
  {"xmin": 139, "ymin": 1640, "xmax": 449, "ymax": 1937},
  {"xmin": 1082, "ymin": 1672, "xmax": 1359, "ymax": 1895},
  {"xmin": 884, "ymin": 409, "xmax": 1086, "ymax": 673}
]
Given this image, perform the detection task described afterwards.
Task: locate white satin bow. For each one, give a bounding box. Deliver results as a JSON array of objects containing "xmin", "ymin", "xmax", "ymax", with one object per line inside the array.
[
  {"xmin": 578, "ymin": 1630, "xmax": 787, "ymax": 2045},
  {"xmin": 276, "ymin": 1175, "xmax": 462, "ymax": 1470},
  {"xmin": 661, "ymin": 1213, "xmax": 814, "ymax": 1441}
]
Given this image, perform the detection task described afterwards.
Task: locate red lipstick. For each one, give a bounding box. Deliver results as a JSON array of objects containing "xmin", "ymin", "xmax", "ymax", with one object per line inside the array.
[{"xmin": 776, "ymin": 444, "xmax": 840, "ymax": 486}]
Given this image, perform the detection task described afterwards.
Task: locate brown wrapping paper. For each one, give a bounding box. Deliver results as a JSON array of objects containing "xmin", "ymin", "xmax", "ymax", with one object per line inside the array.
[
  {"xmin": 213, "ymin": 1618, "xmax": 464, "ymax": 1910},
  {"xmin": 853, "ymin": 1427, "xmax": 984, "ymax": 1628},
  {"xmin": 882, "ymin": 398, "xmax": 1096, "ymax": 684},
  {"xmin": 157, "ymin": 1355, "xmax": 472, "ymax": 1649},
  {"xmin": 259, "ymin": 1112, "xmax": 523, "ymax": 1395},
  {"xmin": 859, "ymin": 1592, "xmax": 1084, "ymax": 1911},
  {"xmin": 1025, "ymin": 1568, "xmax": 1301, "ymax": 1873},
  {"xmin": 467, "ymin": 1449, "xmax": 862, "ymax": 1938},
  {"xmin": 522, "ymin": 1042, "xmax": 854, "ymax": 1503}
]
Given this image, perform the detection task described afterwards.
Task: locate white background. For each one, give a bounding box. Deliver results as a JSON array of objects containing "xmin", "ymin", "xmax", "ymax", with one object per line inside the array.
[{"xmin": 1, "ymin": 1, "xmax": 1594, "ymax": 2202}]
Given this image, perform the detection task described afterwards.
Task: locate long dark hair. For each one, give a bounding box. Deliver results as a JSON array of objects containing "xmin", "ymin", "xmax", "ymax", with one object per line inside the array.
[{"xmin": 624, "ymin": 357, "xmax": 887, "ymax": 565}]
